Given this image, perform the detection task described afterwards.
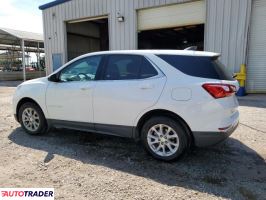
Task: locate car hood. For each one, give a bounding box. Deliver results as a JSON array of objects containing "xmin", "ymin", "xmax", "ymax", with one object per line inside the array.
[{"xmin": 19, "ymin": 77, "xmax": 48, "ymax": 86}]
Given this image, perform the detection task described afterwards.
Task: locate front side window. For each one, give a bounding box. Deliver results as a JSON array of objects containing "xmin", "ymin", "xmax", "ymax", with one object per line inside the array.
[
  {"xmin": 59, "ymin": 56, "xmax": 102, "ymax": 82},
  {"xmin": 103, "ymin": 55, "xmax": 158, "ymax": 80}
]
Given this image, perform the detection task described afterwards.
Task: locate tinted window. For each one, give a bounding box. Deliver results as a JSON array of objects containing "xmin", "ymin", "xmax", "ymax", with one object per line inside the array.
[
  {"xmin": 60, "ymin": 56, "xmax": 102, "ymax": 82},
  {"xmin": 104, "ymin": 55, "xmax": 157, "ymax": 80},
  {"xmin": 157, "ymin": 55, "xmax": 234, "ymax": 80},
  {"xmin": 140, "ymin": 58, "xmax": 158, "ymax": 78}
]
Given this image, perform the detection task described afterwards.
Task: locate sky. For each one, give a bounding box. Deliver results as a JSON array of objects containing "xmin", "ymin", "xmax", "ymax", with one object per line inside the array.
[{"xmin": 0, "ymin": 0, "xmax": 51, "ymax": 33}]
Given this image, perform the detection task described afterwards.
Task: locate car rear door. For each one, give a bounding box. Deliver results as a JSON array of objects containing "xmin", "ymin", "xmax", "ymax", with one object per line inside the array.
[{"xmin": 93, "ymin": 54, "xmax": 166, "ymax": 137}]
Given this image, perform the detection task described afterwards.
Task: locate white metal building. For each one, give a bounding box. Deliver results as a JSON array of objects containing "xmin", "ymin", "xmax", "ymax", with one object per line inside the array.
[{"xmin": 40, "ymin": 0, "xmax": 266, "ymax": 93}]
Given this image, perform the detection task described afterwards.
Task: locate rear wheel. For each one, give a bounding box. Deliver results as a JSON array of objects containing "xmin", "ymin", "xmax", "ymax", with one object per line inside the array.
[
  {"xmin": 141, "ymin": 116, "xmax": 188, "ymax": 161},
  {"xmin": 18, "ymin": 102, "xmax": 47, "ymax": 135}
]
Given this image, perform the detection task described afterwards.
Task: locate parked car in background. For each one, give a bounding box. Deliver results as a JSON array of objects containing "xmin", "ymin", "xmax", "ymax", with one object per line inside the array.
[
  {"xmin": 25, "ymin": 66, "xmax": 36, "ymax": 72},
  {"xmin": 13, "ymin": 50, "xmax": 239, "ymax": 161}
]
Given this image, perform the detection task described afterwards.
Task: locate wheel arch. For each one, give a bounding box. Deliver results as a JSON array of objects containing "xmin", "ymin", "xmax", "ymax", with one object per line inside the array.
[
  {"xmin": 16, "ymin": 97, "xmax": 44, "ymax": 121},
  {"xmin": 135, "ymin": 109, "xmax": 194, "ymax": 146}
]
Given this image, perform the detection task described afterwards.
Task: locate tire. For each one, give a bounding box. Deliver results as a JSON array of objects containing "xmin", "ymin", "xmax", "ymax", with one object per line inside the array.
[
  {"xmin": 18, "ymin": 102, "xmax": 47, "ymax": 135},
  {"xmin": 141, "ymin": 116, "xmax": 188, "ymax": 161}
]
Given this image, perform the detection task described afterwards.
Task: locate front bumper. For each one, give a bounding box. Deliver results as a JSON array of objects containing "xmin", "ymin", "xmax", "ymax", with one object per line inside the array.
[
  {"xmin": 192, "ymin": 120, "xmax": 239, "ymax": 147},
  {"xmin": 14, "ymin": 114, "xmax": 19, "ymax": 122}
]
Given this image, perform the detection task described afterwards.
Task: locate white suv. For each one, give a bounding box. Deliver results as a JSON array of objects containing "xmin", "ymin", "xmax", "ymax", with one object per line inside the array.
[{"xmin": 13, "ymin": 50, "xmax": 239, "ymax": 161}]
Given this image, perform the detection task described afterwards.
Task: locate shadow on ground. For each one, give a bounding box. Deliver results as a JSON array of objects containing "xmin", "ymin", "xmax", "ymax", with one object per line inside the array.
[
  {"xmin": 0, "ymin": 81, "xmax": 22, "ymax": 87},
  {"xmin": 8, "ymin": 128, "xmax": 266, "ymax": 200},
  {"xmin": 238, "ymin": 95, "xmax": 266, "ymax": 109}
]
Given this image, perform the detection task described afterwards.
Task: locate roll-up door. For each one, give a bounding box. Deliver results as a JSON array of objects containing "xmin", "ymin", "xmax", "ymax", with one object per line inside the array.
[
  {"xmin": 247, "ymin": 0, "xmax": 266, "ymax": 92},
  {"xmin": 137, "ymin": 1, "xmax": 205, "ymax": 31}
]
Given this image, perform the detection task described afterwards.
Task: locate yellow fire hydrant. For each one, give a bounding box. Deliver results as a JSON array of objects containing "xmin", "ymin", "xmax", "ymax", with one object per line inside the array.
[{"xmin": 235, "ymin": 64, "xmax": 246, "ymax": 96}]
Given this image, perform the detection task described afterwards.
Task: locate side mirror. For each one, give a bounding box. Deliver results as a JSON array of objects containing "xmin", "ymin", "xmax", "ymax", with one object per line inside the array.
[{"xmin": 48, "ymin": 73, "xmax": 60, "ymax": 82}]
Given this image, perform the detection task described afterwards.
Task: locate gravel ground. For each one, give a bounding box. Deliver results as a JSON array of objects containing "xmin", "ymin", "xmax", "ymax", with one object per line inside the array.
[{"xmin": 0, "ymin": 82, "xmax": 265, "ymax": 200}]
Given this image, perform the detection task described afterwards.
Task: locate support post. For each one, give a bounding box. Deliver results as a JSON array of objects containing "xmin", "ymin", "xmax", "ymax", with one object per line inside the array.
[
  {"xmin": 21, "ymin": 39, "xmax": 26, "ymax": 81},
  {"xmin": 37, "ymin": 42, "xmax": 40, "ymax": 70}
]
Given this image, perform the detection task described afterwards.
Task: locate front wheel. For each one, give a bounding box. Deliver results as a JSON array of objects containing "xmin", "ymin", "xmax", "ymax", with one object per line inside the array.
[
  {"xmin": 18, "ymin": 102, "xmax": 47, "ymax": 135},
  {"xmin": 141, "ymin": 117, "xmax": 188, "ymax": 161}
]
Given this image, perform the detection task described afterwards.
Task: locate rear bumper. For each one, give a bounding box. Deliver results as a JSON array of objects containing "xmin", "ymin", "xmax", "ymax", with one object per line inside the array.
[{"xmin": 192, "ymin": 120, "xmax": 239, "ymax": 147}]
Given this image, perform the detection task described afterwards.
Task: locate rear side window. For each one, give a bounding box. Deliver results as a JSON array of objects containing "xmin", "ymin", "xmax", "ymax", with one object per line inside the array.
[
  {"xmin": 103, "ymin": 55, "xmax": 158, "ymax": 80},
  {"xmin": 140, "ymin": 58, "xmax": 158, "ymax": 79},
  {"xmin": 157, "ymin": 55, "xmax": 234, "ymax": 80}
]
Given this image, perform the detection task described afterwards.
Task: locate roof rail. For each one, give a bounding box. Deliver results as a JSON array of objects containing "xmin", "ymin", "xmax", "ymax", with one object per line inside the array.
[{"xmin": 184, "ymin": 46, "xmax": 197, "ymax": 51}]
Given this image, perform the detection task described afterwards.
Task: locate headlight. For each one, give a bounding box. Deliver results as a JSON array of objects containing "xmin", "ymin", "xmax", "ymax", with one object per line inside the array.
[{"xmin": 17, "ymin": 85, "xmax": 22, "ymax": 90}]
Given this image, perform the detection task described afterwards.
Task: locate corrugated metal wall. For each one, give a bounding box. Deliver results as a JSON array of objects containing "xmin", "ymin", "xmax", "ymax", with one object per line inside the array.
[
  {"xmin": 205, "ymin": 0, "xmax": 252, "ymax": 74},
  {"xmin": 246, "ymin": 0, "xmax": 266, "ymax": 92},
  {"xmin": 43, "ymin": 0, "xmax": 191, "ymax": 74},
  {"xmin": 42, "ymin": 0, "xmax": 251, "ymax": 74}
]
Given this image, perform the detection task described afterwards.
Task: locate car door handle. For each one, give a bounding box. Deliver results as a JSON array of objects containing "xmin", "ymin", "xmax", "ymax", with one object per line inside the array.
[{"xmin": 139, "ymin": 84, "xmax": 154, "ymax": 90}]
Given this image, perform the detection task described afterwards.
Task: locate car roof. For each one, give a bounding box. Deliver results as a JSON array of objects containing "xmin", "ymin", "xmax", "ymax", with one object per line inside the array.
[{"xmin": 82, "ymin": 50, "xmax": 220, "ymax": 58}]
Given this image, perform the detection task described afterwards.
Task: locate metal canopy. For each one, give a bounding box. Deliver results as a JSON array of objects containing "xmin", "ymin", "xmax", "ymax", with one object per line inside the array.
[
  {"xmin": 0, "ymin": 28, "xmax": 44, "ymax": 81},
  {"xmin": 0, "ymin": 52, "xmax": 30, "ymax": 59},
  {"xmin": 0, "ymin": 44, "xmax": 45, "ymax": 53},
  {"xmin": 0, "ymin": 27, "xmax": 44, "ymax": 48}
]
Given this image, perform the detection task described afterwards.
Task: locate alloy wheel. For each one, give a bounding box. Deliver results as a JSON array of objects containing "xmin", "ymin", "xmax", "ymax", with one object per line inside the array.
[
  {"xmin": 147, "ymin": 124, "xmax": 179, "ymax": 157},
  {"xmin": 22, "ymin": 107, "xmax": 40, "ymax": 132}
]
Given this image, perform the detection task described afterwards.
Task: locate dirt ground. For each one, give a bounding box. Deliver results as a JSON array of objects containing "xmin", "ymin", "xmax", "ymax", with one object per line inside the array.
[{"xmin": 0, "ymin": 82, "xmax": 265, "ymax": 200}]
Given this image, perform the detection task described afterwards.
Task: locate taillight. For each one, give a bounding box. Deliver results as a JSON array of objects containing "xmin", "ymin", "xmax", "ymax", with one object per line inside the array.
[{"xmin": 202, "ymin": 83, "xmax": 236, "ymax": 99}]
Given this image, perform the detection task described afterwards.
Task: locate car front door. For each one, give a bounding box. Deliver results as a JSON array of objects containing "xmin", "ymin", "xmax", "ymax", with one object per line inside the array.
[
  {"xmin": 93, "ymin": 54, "xmax": 166, "ymax": 137},
  {"xmin": 46, "ymin": 55, "xmax": 103, "ymax": 125}
]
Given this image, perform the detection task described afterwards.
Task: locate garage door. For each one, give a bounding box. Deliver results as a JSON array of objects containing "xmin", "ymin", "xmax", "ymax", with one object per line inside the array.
[
  {"xmin": 247, "ymin": 0, "xmax": 266, "ymax": 92},
  {"xmin": 137, "ymin": 1, "xmax": 205, "ymax": 31}
]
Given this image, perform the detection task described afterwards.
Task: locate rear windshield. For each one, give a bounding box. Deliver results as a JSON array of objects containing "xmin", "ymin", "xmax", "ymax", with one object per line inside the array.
[{"xmin": 157, "ymin": 54, "xmax": 234, "ymax": 80}]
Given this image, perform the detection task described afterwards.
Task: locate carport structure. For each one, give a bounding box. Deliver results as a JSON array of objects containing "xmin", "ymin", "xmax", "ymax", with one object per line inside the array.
[{"xmin": 0, "ymin": 28, "xmax": 44, "ymax": 81}]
